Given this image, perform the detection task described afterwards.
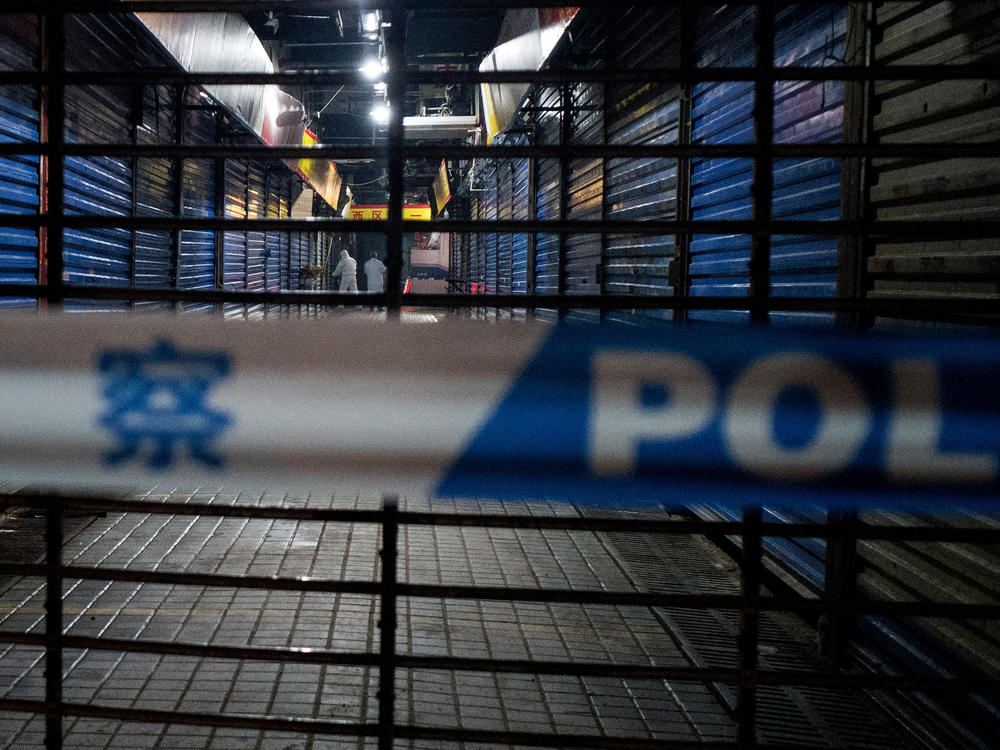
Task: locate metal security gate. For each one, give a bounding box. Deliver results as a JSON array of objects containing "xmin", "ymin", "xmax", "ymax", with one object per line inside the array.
[
  {"xmin": 603, "ymin": 7, "xmax": 681, "ymax": 321},
  {"xmin": 688, "ymin": 4, "xmax": 847, "ymax": 324},
  {"xmin": 0, "ymin": 15, "xmax": 39, "ymax": 307},
  {"xmin": 177, "ymin": 100, "xmax": 218, "ymax": 313},
  {"xmin": 866, "ymin": 1, "xmax": 1000, "ymax": 322}
]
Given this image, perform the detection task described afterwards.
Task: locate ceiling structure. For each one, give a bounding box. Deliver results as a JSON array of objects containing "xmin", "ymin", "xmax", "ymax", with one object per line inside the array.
[{"xmin": 244, "ymin": 7, "xmax": 505, "ymax": 200}]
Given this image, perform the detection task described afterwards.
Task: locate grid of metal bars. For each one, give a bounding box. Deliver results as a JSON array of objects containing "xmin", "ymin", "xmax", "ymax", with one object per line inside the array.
[
  {"xmin": 0, "ymin": 1, "xmax": 997, "ymax": 319},
  {"xmin": 0, "ymin": 492, "xmax": 998, "ymax": 749},
  {"xmin": 0, "ymin": 1, "xmax": 999, "ymax": 747}
]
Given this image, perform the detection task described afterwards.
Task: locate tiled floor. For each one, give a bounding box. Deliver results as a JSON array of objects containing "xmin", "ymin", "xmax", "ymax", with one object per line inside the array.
[{"xmin": 0, "ymin": 489, "xmax": 735, "ymax": 749}]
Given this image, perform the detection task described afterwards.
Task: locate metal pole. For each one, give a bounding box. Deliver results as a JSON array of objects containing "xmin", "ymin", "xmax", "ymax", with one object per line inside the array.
[
  {"xmin": 44, "ymin": 2, "xmax": 65, "ymax": 308},
  {"xmin": 377, "ymin": 495, "xmax": 399, "ymax": 750},
  {"xmin": 749, "ymin": 0, "xmax": 776, "ymax": 325},
  {"xmin": 45, "ymin": 494, "xmax": 64, "ymax": 750},
  {"xmin": 384, "ymin": 10, "xmax": 407, "ymax": 319},
  {"xmin": 737, "ymin": 507, "xmax": 762, "ymax": 750}
]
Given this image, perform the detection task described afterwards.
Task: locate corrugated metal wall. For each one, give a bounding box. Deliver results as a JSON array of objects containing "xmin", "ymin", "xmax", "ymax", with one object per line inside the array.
[
  {"xmin": 604, "ymin": 7, "xmax": 681, "ymax": 321},
  {"xmin": 866, "ymin": 1, "xmax": 1000, "ymax": 320},
  {"xmin": 532, "ymin": 86, "xmax": 563, "ymax": 299},
  {"xmin": 0, "ymin": 14, "xmax": 39, "ymax": 307},
  {"xmin": 688, "ymin": 4, "xmax": 846, "ymax": 324},
  {"xmin": 177, "ymin": 99, "xmax": 217, "ymax": 313}
]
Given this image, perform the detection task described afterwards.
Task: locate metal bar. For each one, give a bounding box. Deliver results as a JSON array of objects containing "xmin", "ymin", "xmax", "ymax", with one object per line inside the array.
[
  {"xmin": 4, "ymin": 65, "xmax": 1000, "ymax": 86},
  {"xmin": 4, "ymin": 283, "xmax": 1000, "ymax": 317},
  {"xmin": 0, "ymin": 697, "xmax": 377, "ymax": 737},
  {"xmin": 8, "ymin": 215, "xmax": 1000, "ymax": 239},
  {"xmin": 43, "ymin": 2, "xmax": 64, "ymax": 308},
  {"xmin": 3, "ymin": 494, "xmax": 1000, "ymax": 543},
  {"xmin": 44, "ymin": 493, "xmax": 63, "ymax": 750},
  {"xmin": 749, "ymin": 0, "xmax": 775, "ymax": 325},
  {"xmin": 5, "ymin": 142, "xmax": 1000, "ymax": 160},
  {"xmin": 384, "ymin": 11, "xmax": 406, "ymax": 317},
  {"xmin": 377, "ymin": 495, "xmax": 399, "ymax": 750},
  {"xmin": 737, "ymin": 508, "xmax": 762, "ymax": 750}
]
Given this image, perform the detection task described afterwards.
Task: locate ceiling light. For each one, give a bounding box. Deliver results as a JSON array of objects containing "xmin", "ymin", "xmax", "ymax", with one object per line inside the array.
[
  {"xmin": 361, "ymin": 11, "xmax": 380, "ymax": 34},
  {"xmin": 373, "ymin": 81, "xmax": 387, "ymax": 94},
  {"xmin": 359, "ymin": 59, "xmax": 385, "ymax": 80},
  {"xmin": 370, "ymin": 103, "xmax": 390, "ymax": 125}
]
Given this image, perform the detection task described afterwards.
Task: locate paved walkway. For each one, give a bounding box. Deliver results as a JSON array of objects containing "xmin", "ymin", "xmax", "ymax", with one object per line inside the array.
[{"xmin": 0, "ymin": 489, "xmax": 735, "ymax": 749}]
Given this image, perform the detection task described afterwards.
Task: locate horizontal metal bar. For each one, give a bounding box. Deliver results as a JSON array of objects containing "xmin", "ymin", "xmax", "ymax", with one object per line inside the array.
[
  {"xmin": 0, "ymin": 631, "xmax": 380, "ymax": 667},
  {"xmin": 0, "ymin": 142, "xmax": 997, "ymax": 161},
  {"xmin": 0, "ymin": 494, "xmax": 386, "ymax": 523},
  {"xmin": 5, "ymin": 214, "xmax": 1000, "ymax": 239},
  {"xmin": 395, "ymin": 724, "xmax": 733, "ymax": 750},
  {"xmin": 3, "ymin": 283, "xmax": 1000, "ymax": 317},
  {"xmin": 395, "ymin": 654, "xmax": 736, "ymax": 681},
  {"xmin": 5, "ymin": 495, "xmax": 998, "ymax": 543},
  {"xmin": 0, "ymin": 697, "xmax": 376, "ymax": 737},
  {"xmin": 1, "ymin": 64, "xmax": 998, "ymax": 87},
  {"xmin": 26, "ymin": 565, "xmax": 381, "ymax": 596}
]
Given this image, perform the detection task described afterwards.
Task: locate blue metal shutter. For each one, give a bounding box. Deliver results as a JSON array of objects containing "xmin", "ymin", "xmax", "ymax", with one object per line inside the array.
[
  {"xmin": 565, "ymin": 82, "xmax": 604, "ymax": 314},
  {"xmin": 178, "ymin": 103, "xmax": 217, "ymax": 313},
  {"xmin": 63, "ymin": 15, "xmax": 139, "ymax": 310},
  {"xmin": 688, "ymin": 6, "xmax": 756, "ymax": 323},
  {"xmin": 533, "ymin": 86, "xmax": 562, "ymax": 299},
  {"xmin": 134, "ymin": 83, "xmax": 177, "ymax": 312},
  {"xmin": 223, "ymin": 158, "xmax": 248, "ymax": 318},
  {"xmin": 689, "ymin": 5, "xmax": 846, "ymax": 324},
  {"xmin": 512, "ymin": 155, "xmax": 529, "ymax": 294},
  {"xmin": 497, "ymin": 162, "xmax": 513, "ymax": 295},
  {"xmin": 483, "ymin": 167, "xmax": 498, "ymax": 295},
  {"xmin": 246, "ymin": 162, "xmax": 266, "ymax": 318},
  {"xmin": 604, "ymin": 7, "xmax": 681, "ymax": 321},
  {"xmin": 0, "ymin": 16, "xmax": 40, "ymax": 307},
  {"xmin": 769, "ymin": 4, "xmax": 846, "ymax": 326}
]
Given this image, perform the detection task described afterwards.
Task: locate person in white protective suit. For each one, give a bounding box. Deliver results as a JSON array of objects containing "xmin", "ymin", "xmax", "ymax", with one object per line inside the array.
[
  {"xmin": 364, "ymin": 253, "xmax": 387, "ymax": 294},
  {"xmin": 331, "ymin": 248, "xmax": 358, "ymax": 292}
]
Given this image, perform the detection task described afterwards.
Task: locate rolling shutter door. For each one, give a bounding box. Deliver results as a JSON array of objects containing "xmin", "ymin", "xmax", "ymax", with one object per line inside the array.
[
  {"xmin": 134, "ymin": 83, "xmax": 177, "ymax": 311},
  {"xmin": 178, "ymin": 103, "xmax": 217, "ymax": 313},
  {"xmin": 469, "ymin": 195, "xmax": 483, "ymax": 294},
  {"xmin": 483, "ymin": 168, "xmax": 498, "ymax": 295},
  {"xmin": 223, "ymin": 158, "xmax": 248, "ymax": 318},
  {"xmin": 0, "ymin": 15, "xmax": 39, "ymax": 307},
  {"xmin": 604, "ymin": 7, "xmax": 681, "ymax": 321},
  {"xmin": 533, "ymin": 86, "xmax": 562, "ymax": 301},
  {"xmin": 689, "ymin": 5, "xmax": 845, "ymax": 324},
  {"xmin": 688, "ymin": 5, "xmax": 756, "ymax": 323},
  {"xmin": 565, "ymin": 82, "xmax": 604, "ymax": 316},
  {"xmin": 770, "ymin": 4, "xmax": 846, "ymax": 326},
  {"xmin": 512, "ymin": 155, "xmax": 529, "ymax": 294},
  {"xmin": 867, "ymin": 2, "xmax": 1000, "ymax": 322},
  {"xmin": 63, "ymin": 14, "xmax": 141, "ymax": 310},
  {"xmin": 246, "ymin": 162, "xmax": 266, "ymax": 318},
  {"xmin": 497, "ymin": 161, "xmax": 513, "ymax": 295}
]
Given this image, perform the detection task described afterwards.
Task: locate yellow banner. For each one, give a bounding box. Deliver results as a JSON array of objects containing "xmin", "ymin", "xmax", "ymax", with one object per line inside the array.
[
  {"xmin": 347, "ymin": 205, "xmax": 432, "ymax": 221},
  {"xmin": 295, "ymin": 128, "xmax": 343, "ymax": 210},
  {"xmin": 433, "ymin": 159, "xmax": 452, "ymax": 214}
]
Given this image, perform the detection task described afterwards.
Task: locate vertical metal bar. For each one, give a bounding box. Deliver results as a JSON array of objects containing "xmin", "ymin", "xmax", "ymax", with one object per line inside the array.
[
  {"xmin": 750, "ymin": 0, "xmax": 776, "ymax": 325},
  {"xmin": 674, "ymin": 0, "xmax": 696, "ymax": 320},
  {"xmin": 737, "ymin": 507, "xmax": 762, "ymax": 750},
  {"xmin": 557, "ymin": 83, "xmax": 571, "ymax": 310},
  {"xmin": 170, "ymin": 85, "xmax": 185, "ymax": 297},
  {"xmin": 45, "ymin": 494, "xmax": 64, "ymax": 750},
  {"xmin": 385, "ymin": 9, "xmax": 407, "ymax": 319},
  {"xmin": 43, "ymin": 1, "xmax": 65, "ymax": 307},
  {"xmin": 377, "ymin": 494, "xmax": 399, "ymax": 750},
  {"xmin": 129, "ymin": 83, "xmax": 139, "ymax": 301},
  {"xmin": 821, "ymin": 511, "xmax": 859, "ymax": 666},
  {"xmin": 837, "ymin": 1, "xmax": 875, "ymax": 330},
  {"xmin": 598, "ymin": 16, "xmax": 613, "ymax": 321},
  {"xmin": 213, "ymin": 109, "xmax": 226, "ymax": 313},
  {"xmin": 526, "ymin": 132, "xmax": 537, "ymax": 301}
]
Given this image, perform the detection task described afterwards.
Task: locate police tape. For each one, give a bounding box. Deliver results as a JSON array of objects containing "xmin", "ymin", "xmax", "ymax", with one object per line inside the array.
[{"xmin": 0, "ymin": 312, "xmax": 997, "ymax": 510}]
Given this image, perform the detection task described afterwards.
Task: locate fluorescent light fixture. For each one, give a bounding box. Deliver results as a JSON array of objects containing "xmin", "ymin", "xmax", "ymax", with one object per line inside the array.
[
  {"xmin": 370, "ymin": 103, "xmax": 390, "ymax": 125},
  {"xmin": 359, "ymin": 59, "xmax": 385, "ymax": 80},
  {"xmin": 373, "ymin": 81, "xmax": 387, "ymax": 94},
  {"xmin": 361, "ymin": 11, "xmax": 380, "ymax": 34}
]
